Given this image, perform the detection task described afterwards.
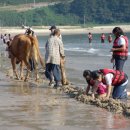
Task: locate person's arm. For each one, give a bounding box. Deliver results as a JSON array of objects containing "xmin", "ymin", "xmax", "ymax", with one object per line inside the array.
[
  {"xmin": 106, "ymin": 85, "xmax": 112, "ymax": 99},
  {"xmin": 111, "ymin": 45, "xmax": 126, "ymax": 52},
  {"xmin": 86, "ymin": 85, "xmax": 90, "ymax": 95},
  {"xmin": 91, "ymin": 82, "xmax": 98, "ymax": 99},
  {"xmin": 104, "ymin": 74, "xmax": 113, "ymax": 99}
]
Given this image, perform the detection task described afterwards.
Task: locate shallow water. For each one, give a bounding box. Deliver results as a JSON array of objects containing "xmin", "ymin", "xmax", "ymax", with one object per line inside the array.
[
  {"xmin": 0, "ymin": 76, "xmax": 130, "ymax": 130},
  {"xmin": 0, "ymin": 33, "xmax": 130, "ymax": 130}
]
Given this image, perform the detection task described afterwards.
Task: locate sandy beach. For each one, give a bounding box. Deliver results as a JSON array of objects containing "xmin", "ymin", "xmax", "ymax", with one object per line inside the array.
[{"xmin": 1, "ymin": 25, "xmax": 130, "ymax": 36}]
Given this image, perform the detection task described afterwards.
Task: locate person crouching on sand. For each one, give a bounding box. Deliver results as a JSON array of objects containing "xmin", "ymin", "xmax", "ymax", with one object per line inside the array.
[
  {"xmin": 83, "ymin": 69, "xmax": 130, "ymax": 100},
  {"xmin": 83, "ymin": 70, "xmax": 107, "ymax": 99},
  {"xmin": 91, "ymin": 69, "xmax": 130, "ymax": 99}
]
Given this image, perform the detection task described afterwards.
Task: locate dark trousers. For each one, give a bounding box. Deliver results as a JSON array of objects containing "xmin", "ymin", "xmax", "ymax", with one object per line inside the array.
[
  {"xmin": 89, "ymin": 39, "xmax": 92, "ymax": 43},
  {"xmin": 115, "ymin": 58, "xmax": 126, "ymax": 71},
  {"xmin": 101, "ymin": 39, "xmax": 105, "ymax": 43},
  {"xmin": 45, "ymin": 63, "xmax": 61, "ymax": 83}
]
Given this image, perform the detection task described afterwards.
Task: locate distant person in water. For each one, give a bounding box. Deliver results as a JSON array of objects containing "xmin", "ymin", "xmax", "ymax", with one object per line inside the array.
[
  {"xmin": 88, "ymin": 32, "xmax": 92, "ymax": 46},
  {"xmin": 108, "ymin": 33, "xmax": 112, "ymax": 43},
  {"xmin": 3, "ymin": 34, "xmax": 8, "ymax": 44},
  {"xmin": 111, "ymin": 27, "xmax": 128, "ymax": 71},
  {"xmin": 101, "ymin": 33, "xmax": 106, "ymax": 43},
  {"xmin": 0, "ymin": 34, "xmax": 4, "ymax": 44}
]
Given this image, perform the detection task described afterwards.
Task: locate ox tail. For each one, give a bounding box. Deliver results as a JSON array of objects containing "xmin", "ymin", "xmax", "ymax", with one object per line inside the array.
[{"xmin": 30, "ymin": 37, "xmax": 45, "ymax": 69}]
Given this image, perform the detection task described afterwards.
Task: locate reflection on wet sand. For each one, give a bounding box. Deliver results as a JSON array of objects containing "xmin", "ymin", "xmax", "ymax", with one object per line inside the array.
[
  {"xmin": 0, "ymin": 56, "xmax": 130, "ymax": 130},
  {"xmin": 9, "ymin": 82, "xmax": 33, "ymax": 95},
  {"xmin": 1, "ymin": 75, "xmax": 130, "ymax": 130}
]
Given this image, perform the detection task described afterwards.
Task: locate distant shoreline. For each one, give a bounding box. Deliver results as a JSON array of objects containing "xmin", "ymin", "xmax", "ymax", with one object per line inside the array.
[{"xmin": 1, "ymin": 25, "xmax": 130, "ymax": 36}]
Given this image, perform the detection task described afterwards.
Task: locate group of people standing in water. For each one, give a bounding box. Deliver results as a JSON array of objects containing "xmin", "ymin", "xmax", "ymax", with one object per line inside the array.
[
  {"xmin": 84, "ymin": 27, "xmax": 129, "ymax": 100},
  {"xmin": 88, "ymin": 32, "xmax": 113, "ymax": 45}
]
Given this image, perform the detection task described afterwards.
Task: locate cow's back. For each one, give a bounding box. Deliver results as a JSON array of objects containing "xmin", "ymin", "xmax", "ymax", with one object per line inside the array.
[{"xmin": 11, "ymin": 34, "xmax": 32, "ymax": 61}]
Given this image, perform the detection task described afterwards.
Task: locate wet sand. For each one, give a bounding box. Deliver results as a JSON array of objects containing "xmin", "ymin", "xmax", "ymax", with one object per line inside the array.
[
  {"xmin": 1, "ymin": 71, "xmax": 130, "ymax": 130},
  {"xmin": 0, "ymin": 53, "xmax": 130, "ymax": 130},
  {"xmin": 1, "ymin": 25, "xmax": 130, "ymax": 36}
]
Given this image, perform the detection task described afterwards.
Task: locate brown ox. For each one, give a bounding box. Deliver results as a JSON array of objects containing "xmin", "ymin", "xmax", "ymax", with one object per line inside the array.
[{"xmin": 10, "ymin": 34, "xmax": 44, "ymax": 81}]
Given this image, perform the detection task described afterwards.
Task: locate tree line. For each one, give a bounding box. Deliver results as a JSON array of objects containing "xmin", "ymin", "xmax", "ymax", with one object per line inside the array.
[
  {"xmin": 0, "ymin": 0, "xmax": 130, "ymax": 26},
  {"xmin": 0, "ymin": 0, "xmax": 61, "ymax": 5}
]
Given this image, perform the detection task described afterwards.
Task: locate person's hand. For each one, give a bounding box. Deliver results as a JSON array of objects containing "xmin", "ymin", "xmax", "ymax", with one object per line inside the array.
[
  {"xmin": 83, "ymin": 91, "xmax": 87, "ymax": 95},
  {"xmin": 61, "ymin": 57, "xmax": 65, "ymax": 62},
  {"xmin": 110, "ymin": 48, "xmax": 113, "ymax": 52},
  {"xmin": 111, "ymin": 58, "xmax": 114, "ymax": 63},
  {"xmin": 111, "ymin": 47, "xmax": 117, "ymax": 52},
  {"xmin": 61, "ymin": 55, "xmax": 65, "ymax": 59},
  {"xmin": 91, "ymin": 93, "xmax": 95, "ymax": 100},
  {"xmin": 60, "ymin": 56, "xmax": 65, "ymax": 64},
  {"xmin": 104, "ymin": 96, "xmax": 110, "ymax": 100},
  {"xmin": 62, "ymin": 57, "xmax": 65, "ymax": 63}
]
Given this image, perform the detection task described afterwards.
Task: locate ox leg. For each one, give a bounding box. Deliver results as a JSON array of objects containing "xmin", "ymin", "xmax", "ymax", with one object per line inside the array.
[
  {"xmin": 24, "ymin": 60, "xmax": 31, "ymax": 82},
  {"xmin": 35, "ymin": 63, "xmax": 39, "ymax": 81},
  {"xmin": 31, "ymin": 59, "xmax": 39, "ymax": 81},
  {"xmin": 32, "ymin": 57, "xmax": 39, "ymax": 81},
  {"xmin": 11, "ymin": 57, "xmax": 19, "ymax": 80},
  {"xmin": 24, "ymin": 67, "xmax": 31, "ymax": 82},
  {"xmin": 19, "ymin": 61, "xmax": 24, "ymax": 80}
]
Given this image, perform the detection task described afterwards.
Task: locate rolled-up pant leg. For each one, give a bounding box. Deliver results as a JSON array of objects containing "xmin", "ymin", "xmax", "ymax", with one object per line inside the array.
[{"xmin": 52, "ymin": 64, "xmax": 61, "ymax": 83}]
